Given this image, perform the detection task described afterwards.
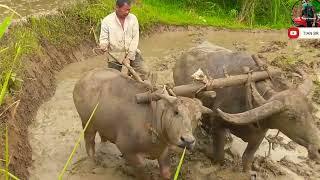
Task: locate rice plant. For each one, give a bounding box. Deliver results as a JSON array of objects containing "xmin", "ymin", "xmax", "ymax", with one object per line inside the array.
[
  {"xmin": 0, "ymin": 4, "xmax": 22, "ymax": 180},
  {"xmin": 0, "ymin": 5, "xmax": 22, "ymax": 105},
  {"xmin": 174, "ymin": 147, "xmax": 186, "ymax": 180},
  {"xmin": 58, "ymin": 102, "xmax": 100, "ymax": 179},
  {"xmin": 0, "ymin": 125, "xmax": 20, "ymax": 180}
]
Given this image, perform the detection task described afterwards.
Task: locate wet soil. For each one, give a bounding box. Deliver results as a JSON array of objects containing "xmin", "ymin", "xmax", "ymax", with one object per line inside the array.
[
  {"xmin": 0, "ymin": 41, "xmax": 96, "ymax": 179},
  {"xmin": 27, "ymin": 28, "xmax": 320, "ymax": 180},
  {"xmin": 0, "ymin": 0, "xmax": 79, "ymax": 20}
]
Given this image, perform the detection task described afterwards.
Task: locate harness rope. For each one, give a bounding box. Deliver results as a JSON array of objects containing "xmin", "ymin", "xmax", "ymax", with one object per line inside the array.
[{"xmin": 149, "ymin": 99, "xmax": 173, "ymax": 144}]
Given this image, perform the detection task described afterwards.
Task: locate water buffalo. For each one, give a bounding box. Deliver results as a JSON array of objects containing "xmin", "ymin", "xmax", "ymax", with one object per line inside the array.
[
  {"xmin": 173, "ymin": 42, "xmax": 320, "ymax": 171},
  {"xmin": 73, "ymin": 68, "xmax": 213, "ymax": 179}
]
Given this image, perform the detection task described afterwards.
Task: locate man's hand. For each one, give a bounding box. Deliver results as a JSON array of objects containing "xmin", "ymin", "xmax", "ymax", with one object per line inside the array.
[
  {"xmin": 93, "ymin": 47, "xmax": 108, "ymax": 55},
  {"xmin": 93, "ymin": 44, "xmax": 108, "ymax": 55}
]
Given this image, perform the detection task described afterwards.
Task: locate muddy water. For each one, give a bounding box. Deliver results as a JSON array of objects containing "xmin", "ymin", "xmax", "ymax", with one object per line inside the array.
[
  {"xmin": 29, "ymin": 29, "xmax": 320, "ymax": 180},
  {"xmin": 0, "ymin": 0, "xmax": 78, "ymax": 20}
]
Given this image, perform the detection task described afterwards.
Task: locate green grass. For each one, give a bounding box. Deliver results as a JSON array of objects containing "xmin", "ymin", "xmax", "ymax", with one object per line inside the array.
[
  {"xmin": 0, "ymin": 14, "xmax": 13, "ymax": 105},
  {"xmin": 135, "ymin": 0, "xmax": 247, "ymax": 29},
  {"xmin": 0, "ymin": 6, "xmax": 22, "ymax": 180},
  {"xmin": 144, "ymin": 0, "xmax": 295, "ymax": 29},
  {"xmin": 0, "ymin": 125, "xmax": 20, "ymax": 180},
  {"xmin": 59, "ymin": 102, "xmax": 100, "ymax": 179},
  {"xmin": 174, "ymin": 147, "xmax": 186, "ymax": 180}
]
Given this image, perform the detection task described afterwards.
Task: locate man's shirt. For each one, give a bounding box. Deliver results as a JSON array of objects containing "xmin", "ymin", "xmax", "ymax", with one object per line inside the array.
[{"xmin": 99, "ymin": 12, "xmax": 140, "ymax": 61}]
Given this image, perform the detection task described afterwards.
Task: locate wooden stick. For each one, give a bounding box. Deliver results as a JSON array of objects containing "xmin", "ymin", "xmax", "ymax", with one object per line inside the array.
[
  {"xmin": 108, "ymin": 53, "xmax": 142, "ymax": 82},
  {"xmin": 205, "ymin": 68, "xmax": 281, "ymax": 90},
  {"xmin": 251, "ymin": 54, "xmax": 273, "ymax": 83},
  {"xmin": 123, "ymin": 62, "xmax": 143, "ymax": 82},
  {"xmin": 136, "ymin": 68, "xmax": 281, "ymax": 103},
  {"xmin": 121, "ymin": 64, "xmax": 129, "ymax": 76}
]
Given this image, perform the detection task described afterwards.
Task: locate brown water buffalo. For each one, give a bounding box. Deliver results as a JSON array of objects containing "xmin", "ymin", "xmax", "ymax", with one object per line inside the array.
[
  {"xmin": 173, "ymin": 41, "xmax": 320, "ymax": 171},
  {"xmin": 73, "ymin": 68, "xmax": 213, "ymax": 179}
]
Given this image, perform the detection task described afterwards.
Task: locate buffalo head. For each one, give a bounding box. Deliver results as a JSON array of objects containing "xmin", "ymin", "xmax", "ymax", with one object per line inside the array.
[
  {"xmin": 154, "ymin": 90, "xmax": 213, "ymax": 150},
  {"xmin": 217, "ymin": 69, "xmax": 320, "ymax": 163}
]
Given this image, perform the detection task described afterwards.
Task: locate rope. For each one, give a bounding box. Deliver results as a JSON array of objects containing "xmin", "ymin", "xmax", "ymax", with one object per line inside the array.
[
  {"xmin": 245, "ymin": 68, "xmax": 254, "ymax": 109},
  {"xmin": 251, "ymin": 54, "xmax": 274, "ymax": 82}
]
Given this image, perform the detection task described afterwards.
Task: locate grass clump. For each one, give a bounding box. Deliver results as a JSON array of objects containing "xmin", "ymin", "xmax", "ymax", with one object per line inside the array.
[{"xmin": 270, "ymin": 55, "xmax": 304, "ymax": 71}]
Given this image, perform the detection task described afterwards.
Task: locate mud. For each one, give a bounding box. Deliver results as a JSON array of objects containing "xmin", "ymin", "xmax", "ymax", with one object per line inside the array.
[
  {"xmin": 0, "ymin": 41, "xmax": 96, "ymax": 179},
  {"xmin": 299, "ymin": 39, "xmax": 320, "ymax": 49},
  {"xmin": 0, "ymin": 0, "xmax": 79, "ymax": 20},
  {"xmin": 26, "ymin": 28, "xmax": 320, "ymax": 180}
]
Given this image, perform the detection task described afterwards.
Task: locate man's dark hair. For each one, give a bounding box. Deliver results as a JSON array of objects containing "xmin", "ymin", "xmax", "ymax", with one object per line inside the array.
[{"xmin": 116, "ymin": 0, "xmax": 131, "ymax": 7}]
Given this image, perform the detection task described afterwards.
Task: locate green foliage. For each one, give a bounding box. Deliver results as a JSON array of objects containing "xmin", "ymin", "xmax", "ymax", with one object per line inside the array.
[
  {"xmin": 0, "ymin": 15, "xmax": 12, "ymax": 39},
  {"xmin": 27, "ymin": 14, "xmax": 90, "ymax": 48},
  {"xmin": 0, "ymin": 46, "xmax": 21, "ymax": 106},
  {"xmin": 152, "ymin": 0, "xmax": 295, "ymax": 28},
  {"xmin": 0, "ymin": 14, "xmax": 13, "ymax": 106},
  {"xmin": 59, "ymin": 102, "xmax": 100, "ymax": 179},
  {"xmin": 174, "ymin": 147, "xmax": 186, "ymax": 180}
]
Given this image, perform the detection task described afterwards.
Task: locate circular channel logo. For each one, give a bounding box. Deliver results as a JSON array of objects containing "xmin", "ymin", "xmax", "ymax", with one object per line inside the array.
[{"xmin": 288, "ymin": 27, "xmax": 300, "ymax": 39}]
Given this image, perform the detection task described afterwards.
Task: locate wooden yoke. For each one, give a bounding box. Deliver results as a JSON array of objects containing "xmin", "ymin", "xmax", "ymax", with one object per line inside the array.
[{"xmin": 135, "ymin": 68, "xmax": 282, "ymax": 104}]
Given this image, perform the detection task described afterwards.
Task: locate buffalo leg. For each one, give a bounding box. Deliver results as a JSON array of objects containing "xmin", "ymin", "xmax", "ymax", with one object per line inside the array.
[
  {"xmin": 123, "ymin": 153, "xmax": 151, "ymax": 180},
  {"xmin": 117, "ymin": 138, "xmax": 151, "ymax": 180},
  {"xmin": 242, "ymin": 134, "xmax": 265, "ymax": 172},
  {"xmin": 158, "ymin": 147, "xmax": 171, "ymax": 180},
  {"xmin": 212, "ymin": 127, "xmax": 226, "ymax": 164},
  {"xmin": 83, "ymin": 124, "xmax": 97, "ymax": 158}
]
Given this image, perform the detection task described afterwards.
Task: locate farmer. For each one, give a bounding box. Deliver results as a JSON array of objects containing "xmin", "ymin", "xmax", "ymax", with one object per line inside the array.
[
  {"xmin": 98, "ymin": 0, "xmax": 149, "ymax": 80},
  {"xmin": 302, "ymin": 0, "xmax": 316, "ymax": 27}
]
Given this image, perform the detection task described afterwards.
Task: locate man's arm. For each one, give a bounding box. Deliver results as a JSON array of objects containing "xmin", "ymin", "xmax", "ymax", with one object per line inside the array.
[
  {"xmin": 127, "ymin": 16, "xmax": 139, "ymax": 61},
  {"xmin": 99, "ymin": 19, "xmax": 109, "ymax": 51}
]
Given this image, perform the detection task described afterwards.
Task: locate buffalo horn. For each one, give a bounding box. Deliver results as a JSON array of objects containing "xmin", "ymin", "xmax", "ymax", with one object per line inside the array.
[
  {"xmin": 251, "ymin": 83, "xmax": 267, "ymax": 105},
  {"xmin": 154, "ymin": 93, "xmax": 178, "ymax": 104},
  {"xmin": 296, "ymin": 69, "xmax": 313, "ymax": 96},
  {"xmin": 216, "ymin": 100, "xmax": 285, "ymax": 125}
]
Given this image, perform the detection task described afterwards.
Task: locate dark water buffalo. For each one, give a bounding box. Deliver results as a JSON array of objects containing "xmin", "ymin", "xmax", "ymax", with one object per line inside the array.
[
  {"xmin": 173, "ymin": 42, "xmax": 320, "ymax": 171},
  {"xmin": 73, "ymin": 68, "xmax": 212, "ymax": 179}
]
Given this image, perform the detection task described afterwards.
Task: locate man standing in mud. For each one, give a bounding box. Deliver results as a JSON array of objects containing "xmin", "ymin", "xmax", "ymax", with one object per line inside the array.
[{"xmin": 98, "ymin": 0, "xmax": 149, "ymax": 80}]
